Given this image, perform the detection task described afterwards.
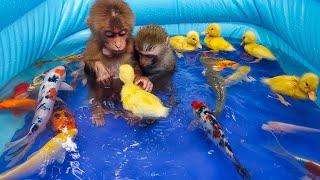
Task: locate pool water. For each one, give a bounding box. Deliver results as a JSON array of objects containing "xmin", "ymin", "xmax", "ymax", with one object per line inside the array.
[{"xmin": 0, "ymin": 41, "xmax": 320, "ymax": 179}]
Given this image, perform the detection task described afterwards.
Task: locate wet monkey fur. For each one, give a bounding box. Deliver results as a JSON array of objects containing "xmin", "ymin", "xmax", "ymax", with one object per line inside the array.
[
  {"xmin": 84, "ymin": 0, "xmax": 153, "ymax": 126},
  {"xmin": 135, "ymin": 25, "xmax": 176, "ymax": 91}
]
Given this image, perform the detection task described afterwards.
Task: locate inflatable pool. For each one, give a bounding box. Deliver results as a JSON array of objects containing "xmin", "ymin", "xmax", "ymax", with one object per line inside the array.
[{"xmin": 0, "ymin": 0, "xmax": 320, "ymax": 179}]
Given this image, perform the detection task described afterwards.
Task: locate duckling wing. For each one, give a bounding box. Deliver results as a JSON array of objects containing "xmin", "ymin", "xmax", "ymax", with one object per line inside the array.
[
  {"xmin": 251, "ymin": 44, "xmax": 276, "ymax": 60},
  {"xmin": 126, "ymin": 90, "xmax": 167, "ymax": 118},
  {"xmin": 209, "ymin": 37, "xmax": 235, "ymax": 51},
  {"xmin": 170, "ymin": 36, "xmax": 187, "ymax": 51},
  {"xmin": 263, "ymin": 76, "xmax": 299, "ymax": 96}
]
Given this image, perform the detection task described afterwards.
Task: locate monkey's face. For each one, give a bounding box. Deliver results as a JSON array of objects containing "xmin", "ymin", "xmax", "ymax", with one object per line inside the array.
[
  {"xmin": 87, "ymin": 0, "xmax": 135, "ymax": 54},
  {"xmin": 101, "ymin": 28, "xmax": 129, "ymax": 53},
  {"xmin": 136, "ymin": 45, "xmax": 163, "ymax": 68}
]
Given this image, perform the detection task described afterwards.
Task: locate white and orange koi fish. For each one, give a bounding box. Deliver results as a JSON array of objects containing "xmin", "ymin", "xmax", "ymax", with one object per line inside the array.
[
  {"xmin": 191, "ymin": 101, "xmax": 250, "ymax": 179},
  {"xmin": 0, "ymin": 129, "xmax": 78, "ymax": 180},
  {"xmin": 3, "ymin": 66, "xmax": 73, "ymax": 167},
  {"xmin": 262, "ymin": 121, "xmax": 320, "ymax": 134}
]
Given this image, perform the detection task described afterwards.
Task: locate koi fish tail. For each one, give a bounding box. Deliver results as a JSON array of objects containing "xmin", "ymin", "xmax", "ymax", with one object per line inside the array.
[
  {"xmin": 232, "ymin": 158, "xmax": 250, "ymax": 179},
  {"xmin": 3, "ymin": 134, "xmax": 35, "ymax": 168}
]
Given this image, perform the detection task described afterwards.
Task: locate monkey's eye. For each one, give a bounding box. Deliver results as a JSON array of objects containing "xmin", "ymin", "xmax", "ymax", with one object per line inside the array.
[
  {"xmin": 145, "ymin": 55, "xmax": 155, "ymax": 59},
  {"xmin": 105, "ymin": 31, "xmax": 115, "ymax": 38},
  {"xmin": 119, "ymin": 30, "xmax": 127, "ymax": 36}
]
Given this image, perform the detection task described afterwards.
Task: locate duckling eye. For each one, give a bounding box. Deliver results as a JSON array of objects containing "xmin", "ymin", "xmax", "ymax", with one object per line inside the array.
[
  {"xmin": 211, "ymin": 28, "xmax": 214, "ymax": 30},
  {"xmin": 306, "ymin": 82, "xmax": 309, "ymax": 87},
  {"xmin": 192, "ymin": 38, "xmax": 196, "ymax": 40}
]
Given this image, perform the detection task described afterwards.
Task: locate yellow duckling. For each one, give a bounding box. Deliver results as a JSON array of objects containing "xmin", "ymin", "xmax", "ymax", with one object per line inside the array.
[
  {"xmin": 170, "ymin": 31, "xmax": 202, "ymax": 58},
  {"xmin": 202, "ymin": 23, "xmax": 235, "ymax": 53},
  {"xmin": 119, "ymin": 64, "xmax": 169, "ymax": 118},
  {"xmin": 241, "ymin": 31, "xmax": 276, "ymax": 63},
  {"xmin": 262, "ymin": 73, "xmax": 319, "ymax": 106}
]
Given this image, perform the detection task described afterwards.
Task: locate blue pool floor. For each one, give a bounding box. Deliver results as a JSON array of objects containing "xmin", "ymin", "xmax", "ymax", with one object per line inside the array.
[{"xmin": 0, "ymin": 42, "xmax": 320, "ymax": 179}]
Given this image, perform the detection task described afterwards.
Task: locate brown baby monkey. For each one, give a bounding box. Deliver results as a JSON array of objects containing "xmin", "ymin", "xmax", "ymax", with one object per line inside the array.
[
  {"xmin": 135, "ymin": 25, "xmax": 176, "ymax": 91},
  {"xmin": 84, "ymin": 0, "xmax": 153, "ymax": 126}
]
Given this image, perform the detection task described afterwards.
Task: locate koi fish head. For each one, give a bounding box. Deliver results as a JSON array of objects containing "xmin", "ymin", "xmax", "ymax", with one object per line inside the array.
[
  {"xmin": 54, "ymin": 66, "xmax": 66, "ymax": 77},
  {"xmin": 191, "ymin": 101, "xmax": 206, "ymax": 110},
  {"xmin": 50, "ymin": 107, "xmax": 77, "ymax": 133}
]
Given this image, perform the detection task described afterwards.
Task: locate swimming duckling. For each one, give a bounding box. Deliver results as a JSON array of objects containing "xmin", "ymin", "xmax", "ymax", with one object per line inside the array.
[
  {"xmin": 241, "ymin": 31, "xmax": 276, "ymax": 63},
  {"xmin": 262, "ymin": 73, "xmax": 319, "ymax": 106},
  {"xmin": 202, "ymin": 23, "xmax": 235, "ymax": 53},
  {"xmin": 119, "ymin": 64, "xmax": 169, "ymax": 119},
  {"xmin": 170, "ymin": 31, "xmax": 202, "ymax": 58}
]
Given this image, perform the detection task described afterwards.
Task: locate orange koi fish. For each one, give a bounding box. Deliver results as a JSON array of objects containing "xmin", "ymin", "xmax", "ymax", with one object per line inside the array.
[
  {"xmin": 12, "ymin": 83, "xmax": 30, "ymax": 99},
  {"xmin": 0, "ymin": 98, "xmax": 37, "ymax": 115},
  {"xmin": 50, "ymin": 106, "xmax": 77, "ymax": 133},
  {"xmin": 212, "ymin": 59, "xmax": 240, "ymax": 71}
]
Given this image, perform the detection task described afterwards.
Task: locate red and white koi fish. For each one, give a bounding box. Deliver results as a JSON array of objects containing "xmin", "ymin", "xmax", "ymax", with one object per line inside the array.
[
  {"xmin": 3, "ymin": 66, "xmax": 73, "ymax": 167},
  {"xmin": 191, "ymin": 101, "xmax": 250, "ymax": 179},
  {"xmin": 262, "ymin": 121, "xmax": 320, "ymax": 134},
  {"xmin": 267, "ymin": 132, "xmax": 320, "ymax": 179}
]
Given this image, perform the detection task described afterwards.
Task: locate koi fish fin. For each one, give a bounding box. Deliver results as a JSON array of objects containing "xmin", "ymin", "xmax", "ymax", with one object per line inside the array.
[
  {"xmin": 244, "ymin": 76, "xmax": 256, "ymax": 82},
  {"xmin": 301, "ymin": 176, "xmax": 312, "ymax": 180},
  {"xmin": 188, "ymin": 119, "xmax": 200, "ymax": 131},
  {"xmin": 4, "ymin": 134, "xmax": 35, "ymax": 167},
  {"xmin": 39, "ymin": 166, "xmax": 47, "ymax": 178},
  {"xmin": 232, "ymin": 158, "xmax": 250, "ymax": 179},
  {"xmin": 13, "ymin": 110, "xmax": 25, "ymax": 117},
  {"xmin": 60, "ymin": 82, "xmax": 73, "ymax": 91},
  {"xmin": 56, "ymin": 150, "xmax": 66, "ymax": 164},
  {"xmin": 213, "ymin": 65, "xmax": 224, "ymax": 72}
]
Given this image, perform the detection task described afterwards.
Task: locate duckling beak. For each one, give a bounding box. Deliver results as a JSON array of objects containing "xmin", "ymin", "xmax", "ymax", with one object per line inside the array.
[
  {"xmin": 308, "ymin": 91, "xmax": 317, "ymax": 101},
  {"xmin": 197, "ymin": 43, "xmax": 202, "ymax": 49},
  {"xmin": 201, "ymin": 31, "xmax": 207, "ymax": 35}
]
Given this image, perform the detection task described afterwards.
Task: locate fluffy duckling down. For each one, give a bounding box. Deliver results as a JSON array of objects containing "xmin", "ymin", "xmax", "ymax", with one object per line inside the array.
[
  {"xmin": 119, "ymin": 64, "xmax": 169, "ymax": 118},
  {"xmin": 262, "ymin": 73, "xmax": 319, "ymax": 101},
  {"xmin": 241, "ymin": 31, "xmax": 276, "ymax": 63},
  {"xmin": 170, "ymin": 31, "xmax": 202, "ymax": 57},
  {"xmin": 202, "ymin": 23, "xmax": 235, "ymax": 52}
]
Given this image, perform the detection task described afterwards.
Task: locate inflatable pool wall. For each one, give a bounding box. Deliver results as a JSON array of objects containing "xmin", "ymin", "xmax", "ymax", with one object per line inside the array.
[{"xmin": 0, "ymin": 0, "xmax": 320, "ymax": 105}]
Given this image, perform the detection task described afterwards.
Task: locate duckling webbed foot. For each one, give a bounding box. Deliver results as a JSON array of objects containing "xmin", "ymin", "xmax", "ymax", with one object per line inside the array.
[
  {"xmin": 276, "ymin": 94, "xmax": 291, "ymax": 106},
  {"xmin": 250, "ymin": 58, "xmax": 262, "ymax": 63}
]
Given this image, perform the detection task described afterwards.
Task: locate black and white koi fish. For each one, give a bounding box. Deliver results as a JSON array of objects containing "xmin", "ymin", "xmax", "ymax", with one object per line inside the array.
[
  {"xmin": 3, "ymin": 66, "xmax": 73, "ymax": 167},
  {"xmin": 191, "ymin": 100, "xmax": 250, "ymax": 179}
]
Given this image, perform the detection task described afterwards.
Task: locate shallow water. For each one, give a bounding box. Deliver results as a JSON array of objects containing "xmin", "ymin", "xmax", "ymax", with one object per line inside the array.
[{"xmin": 0, "ymin": 42, "xmax": 320, "ymax": 179}]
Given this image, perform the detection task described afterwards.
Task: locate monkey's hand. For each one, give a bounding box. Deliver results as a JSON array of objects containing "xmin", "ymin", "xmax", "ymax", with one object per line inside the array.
[
  {"xmin": 134, "ymin": 76, "xmax": 153, "ymax": 92},
  {"xmin": 94, "ymin": 61, "xmax": 113, "ymax": 87}
]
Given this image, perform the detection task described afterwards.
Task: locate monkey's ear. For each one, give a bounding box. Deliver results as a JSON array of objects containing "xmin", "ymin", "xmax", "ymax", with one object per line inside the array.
[
  {"xmin": 87, "ymin": 17, "xmax": 93, "ymax": 30},
  {"xmin": 165, "ymin": 36, "xmax": 170, "ymax": 47}
]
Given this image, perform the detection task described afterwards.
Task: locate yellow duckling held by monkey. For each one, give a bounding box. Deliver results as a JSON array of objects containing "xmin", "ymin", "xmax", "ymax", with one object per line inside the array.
[
  {"xmin": 262, "ymin": 73, "xmax": 319, "ymax": 106},
  {"xmin": 119, "ymin": 64, "xmax": 169, "ymax": 118},
  {"xmin": 241, "ymin": 31, "xmax": 276, "ymax": 63},
  {"xmin": 202, "ymin": 23, "xmax": 235, "ymax": 53},
  {"xmin": 170, "ymin": 31, "xmax": 202, "ymax": 58}
]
